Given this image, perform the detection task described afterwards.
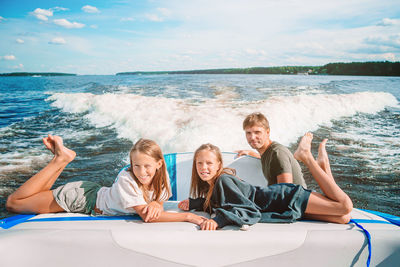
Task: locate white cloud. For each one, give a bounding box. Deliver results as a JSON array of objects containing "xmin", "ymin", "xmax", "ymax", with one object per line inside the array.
[
  {"xmin": 0, "ymin": 16, "xmax": 5, "ymax": 22},
  {"xmin": 90, "ymin": 25, "xmax": 98, "ymax": 29},
  {"xmin": 2, "ymin": 55, "xmax": 16, "ymax": 60},
  {"xmin": 146, "ymin": 14, "xmax": 164, "ymax": 22},
  {"xmin": 16, "ymin": 38, "xmax": 24, "ymax": 44},
  {"xmin": 121, "ymin": 17, "xmax": 135, "ymax": 22},
  {"xmin": 31, "ymin": 8, "xmax": 53, "ymax": 21},
  {"xmin": 363, "ymin": 52, "xmax": 397, "ymax": 62},
  {"xmin": 145, "ymin": 7, "xmax": 171, "ymax": 22},
  {"xmin": 377, "ymin": 18, "xmax": 400, "ymax": 26},
  {"xmin": 49, "ymin": 37, "xmax": 66, "ymax": 45},
  {"xmin": 51, "ymin": 7, "xmax": 69, "ymax": 12},
  {"xmin": 244, "ymin": 49, "xmax": 266, "ymax": 56},
  {"xmin": 63, "ymin": 36, "xmax": 93, "ymax": 54},
  {"xmin": 364, "ymin": 34, "xmax": 400, "ymax": 49},
  {"xmin": 382, "ymin": 53, "xmax": 396, "ymax": 61},
  {"xmin": 12, "ymin": 64, "xmax": 24, "ymax": 69},
  {"xmin": 82, "ymin": 5, "xmax": 100, "ymax": 13},
  {"xmin": 53, "ymin": 19, "xmax": 85, "ymax": 29},
  {"xmin": 157, "ymin": 8, "xmax": 171, "ymax": 17}
]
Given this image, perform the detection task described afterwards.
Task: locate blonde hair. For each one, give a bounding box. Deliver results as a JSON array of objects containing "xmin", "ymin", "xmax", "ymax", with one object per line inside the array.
[
  {"xmin": 128, "ymin": 138, "xmax": 171, "ymax": 203},
  {"xmin": 190, "ymin": 143, "xmax": 236, "ymax": 212},
  {"xmin": 243, "ymin": 112, "xmax": 270, "ymax": 131}
]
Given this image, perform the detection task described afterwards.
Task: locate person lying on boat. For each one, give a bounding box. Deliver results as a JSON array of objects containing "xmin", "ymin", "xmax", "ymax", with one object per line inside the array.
[
  {"xmin": 178, "ymin": 132, "xmax": 353, "ymax": 230},
  {"xmin": 6, "ymin": 135, "xmax": 204, "ymax": 226},
  {"xmin": 236, "ymin": 112, "xmax": 307, "ymax": 188}
]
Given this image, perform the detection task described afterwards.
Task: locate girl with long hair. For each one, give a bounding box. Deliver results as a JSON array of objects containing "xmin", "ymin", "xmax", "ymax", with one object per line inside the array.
[
  {"xmin": 178, "ymin": 133, "xmax": 353, "ymax": 230},
  {"xmin": 6, "ymin": 135, "xmax": 204, "ymax": 225}
]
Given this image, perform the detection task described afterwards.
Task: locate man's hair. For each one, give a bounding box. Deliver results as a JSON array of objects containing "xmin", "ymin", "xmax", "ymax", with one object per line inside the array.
[{"xmin": 243, "ymin": 112, "xmax": 270, "ymax": 130}]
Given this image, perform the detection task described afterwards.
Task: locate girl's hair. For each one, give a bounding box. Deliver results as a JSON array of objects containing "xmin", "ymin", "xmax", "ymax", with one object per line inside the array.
[
  {"xmin": 190, "ymin": 143, "xmax": 236, "ymax": 212},
  {"xmin": 128, "ymin": 138, "xmax": 171, "ymax": 203}
]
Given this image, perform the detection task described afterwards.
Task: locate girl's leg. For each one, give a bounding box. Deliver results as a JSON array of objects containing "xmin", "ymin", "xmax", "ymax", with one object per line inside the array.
[
  {"xmin": 294, "ymin": 133, "xmax": 353, "ymax": 220},
  {"xmin": 316, "ymin": 139, "xmax": 332, "ymax": 178},
  {"xmin": 304, "ymin": 212, "xmax": 351, "ymax": 224},
  {"xmin": 7, "ymin": 191, "xmax": 65, "ymax": 214},
  {"xmin": 6, "ymin": 135, "xmax": 75, "ymax": 214},
  {"xmin": 304, "ymin": 192, "xmax": 351, "ymax": 223}
]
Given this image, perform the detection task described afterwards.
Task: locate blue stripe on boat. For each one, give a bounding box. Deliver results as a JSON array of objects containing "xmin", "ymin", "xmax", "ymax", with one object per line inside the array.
[
  {"xmin": 1, "ymin": 214, "xmax": 395, "ymax": 230},
  {"xmin": 0, "ymin": 214, "xmax": 36, "ymax": 229},
  {"xmin": 361, "ymin": 209, "xmax": 400, "ymax": 227},
  {"xmin": 350, "ymin": 219, "xmax": 391, "ymax": 224},
  {"xmin": 164, "ymin": 153, "xmax": 177, "ymax": 200},
  {"xmin": 28, "ymin": 215, "xmax": 142, "ymax": 222}
]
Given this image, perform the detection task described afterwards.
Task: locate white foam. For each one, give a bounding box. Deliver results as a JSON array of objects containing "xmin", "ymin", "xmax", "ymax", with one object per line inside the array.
[
  {"xmin": 330, "ymin": 114, "xmax": 400, "ymax": 171},
  {"xmin": 46, "ymin": 91, "xmax": 399, "ymax": 153},
  {"xmin": 0, "ymin": 151, "xmax": 52, "ymax": 175}
]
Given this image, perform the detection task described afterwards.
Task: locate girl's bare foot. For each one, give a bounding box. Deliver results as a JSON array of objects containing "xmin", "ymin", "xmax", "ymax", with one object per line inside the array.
[
  {"xmin": 294, "ymin": 132, "xmax": 313, "ymax": 163},
  {"xmin": 317, "ymin": 139, "xmax": 332, "ymax": 176},
  {"xmin": 43, "ymin": 134, "xmax": 55, "ymax": 154},
  {"xmin": 52, "ymin": 136, "xmax": 76, "ymax": 163}
]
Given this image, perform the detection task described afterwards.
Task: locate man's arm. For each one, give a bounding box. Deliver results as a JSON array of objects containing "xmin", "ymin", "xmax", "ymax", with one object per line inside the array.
[
  {"xmin": 270, "ymin": 147, "xmax": 298, "ymax": 184},
  {"xmin": 276, "ymin": 173, "xmax": 293, "ymax": 184},
  {"xmin": 236, "ymin": 150, "xmax": 261, "ymax": 158}
]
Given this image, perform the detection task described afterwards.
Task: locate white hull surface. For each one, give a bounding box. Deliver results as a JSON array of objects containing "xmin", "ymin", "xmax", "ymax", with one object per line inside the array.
[{"xmin": 1, "ymin": 153, "xmax": 399, "ymax": 267}]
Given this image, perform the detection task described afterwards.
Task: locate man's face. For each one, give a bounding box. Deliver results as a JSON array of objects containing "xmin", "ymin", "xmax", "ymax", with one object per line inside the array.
[{"xmin": 244, "ymin": 125, "xmax": 270, "ymax": 150}]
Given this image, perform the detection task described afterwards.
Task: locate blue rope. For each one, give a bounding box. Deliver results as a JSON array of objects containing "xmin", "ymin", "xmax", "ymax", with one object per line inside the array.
[{"xmin": 350, "ymin": 219, "xmax": 371, "ymax": 267}]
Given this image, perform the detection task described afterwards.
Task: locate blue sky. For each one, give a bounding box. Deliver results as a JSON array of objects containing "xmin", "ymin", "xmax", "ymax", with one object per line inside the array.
[{"xmin": 1, "ymin": 0, "xmax": 399, "ymax": 74}]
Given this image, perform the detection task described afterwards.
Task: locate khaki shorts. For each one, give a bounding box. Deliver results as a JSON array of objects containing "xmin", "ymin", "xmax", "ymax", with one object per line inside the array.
[{"xmin": 53, "ymin": 181, "xmax": 101, "ymax": 214}]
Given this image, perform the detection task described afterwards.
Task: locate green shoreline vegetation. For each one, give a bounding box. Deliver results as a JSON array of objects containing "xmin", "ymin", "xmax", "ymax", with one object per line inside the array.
[
  {"xmin": 0, "ymin": 72, "xmax": 76, "ymax": 77},
  {"xmin": 0, "ymin": 62, "xmax": 398, "ymax": 77},
  {"xmin": 117, "ymin": 61, "xmax": 400, "ymax": 76}
]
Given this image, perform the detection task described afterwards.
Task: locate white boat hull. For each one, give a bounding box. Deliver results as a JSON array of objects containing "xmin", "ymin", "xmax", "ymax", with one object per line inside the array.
[{"xmin": 1, "ymin": 153, "xmax": 399, "ymax": 266}]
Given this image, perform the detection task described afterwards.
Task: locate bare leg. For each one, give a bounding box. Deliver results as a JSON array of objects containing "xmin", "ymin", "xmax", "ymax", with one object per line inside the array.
[
  {"xmin": 42, "ymin": 134, "xmax": 67, "ymax": 190},
  {"xmin": 316, "ymin": 139, "xmax": 332, "ymax": 178},
  {"xmin": 6, "ymin": 135, "xmax": 75, "ymax": 214},
  {"xmin": 294, "ymin": 133, "xmax": 353, "ymax": 221},
  {"xmin": 304, "ymin": 212, "xmax": 351, "ymax": 224}
]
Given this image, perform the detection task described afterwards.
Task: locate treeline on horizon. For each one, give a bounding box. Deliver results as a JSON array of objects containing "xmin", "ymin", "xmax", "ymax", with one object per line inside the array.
[
  {"xmin": 0, "ymin": 72, "xmax": 76, "ymax": 76},
  {"xmin": 1, "ymin": 61, "xmax": 399, "ymax": 77},
  {"xmin": 117, "ymin": 61, "xmax": 400, "ymax": 76}
]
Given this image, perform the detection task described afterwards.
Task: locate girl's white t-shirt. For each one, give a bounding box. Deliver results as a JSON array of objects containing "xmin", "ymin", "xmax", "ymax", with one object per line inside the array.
[{"xmin": 96, "ymin": 169, "xmax": 170, "ymax": 216}]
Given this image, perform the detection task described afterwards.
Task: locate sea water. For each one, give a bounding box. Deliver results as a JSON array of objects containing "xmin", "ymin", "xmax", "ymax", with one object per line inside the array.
[{"xmin": 0, "ymin": 74, "xmax": 399, "ymax": 218}]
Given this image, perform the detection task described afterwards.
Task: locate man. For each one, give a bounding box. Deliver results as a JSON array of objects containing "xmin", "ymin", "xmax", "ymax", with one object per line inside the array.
[{"xmin": 236, "ymin": 112, "xmax": 307, "ymax": 188}]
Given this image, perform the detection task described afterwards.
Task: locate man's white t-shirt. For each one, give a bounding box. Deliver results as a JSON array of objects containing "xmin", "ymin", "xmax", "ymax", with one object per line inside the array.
[{"xmin": 96, "ymin": 169, "xmax": 171, "ymax": 216}]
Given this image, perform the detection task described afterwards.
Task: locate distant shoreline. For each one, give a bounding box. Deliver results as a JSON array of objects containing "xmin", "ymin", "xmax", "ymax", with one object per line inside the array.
[
  {"xmin": 117, "ymin": 61, "xmax": 400, "ymax": 77},
  {"xmin": 0, "ymin": 72, "xmax": 77, "ymax": 77},
  {"xmin": 1, "ymin": 61, "xmax": 399, "ymax": 77}
]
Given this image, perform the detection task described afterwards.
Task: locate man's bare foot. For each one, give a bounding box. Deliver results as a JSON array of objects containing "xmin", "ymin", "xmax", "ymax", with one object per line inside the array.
[
  {"xmin": 52, "ymin": 136, "xmax": 76, "ymax": 163},
  {"xmin": 294, "ymin": 132, "xmax": 313, "ymax": 163},
  {"xmin": 317, "ymin": 139, "xmax": 332, "ymax": 176}
]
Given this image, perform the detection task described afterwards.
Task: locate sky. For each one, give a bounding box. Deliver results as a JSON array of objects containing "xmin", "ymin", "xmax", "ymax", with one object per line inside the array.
[{"xmin": 0, "ymin": 0, "xmax": 400, "ymax": 75}]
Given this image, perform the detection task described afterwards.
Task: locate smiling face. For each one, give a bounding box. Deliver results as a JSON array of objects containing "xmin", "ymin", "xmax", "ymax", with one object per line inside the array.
[
  {"xmin": 195, "ymin": 150, "xmax": 221, "ymax": 184},
  {"xmin": 245, "ymin": 125, "xmax": 270, "ymax": 153},
  {"xmin": 130, "ymin": 151, "xmax": 162, "ymax": 188}
]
